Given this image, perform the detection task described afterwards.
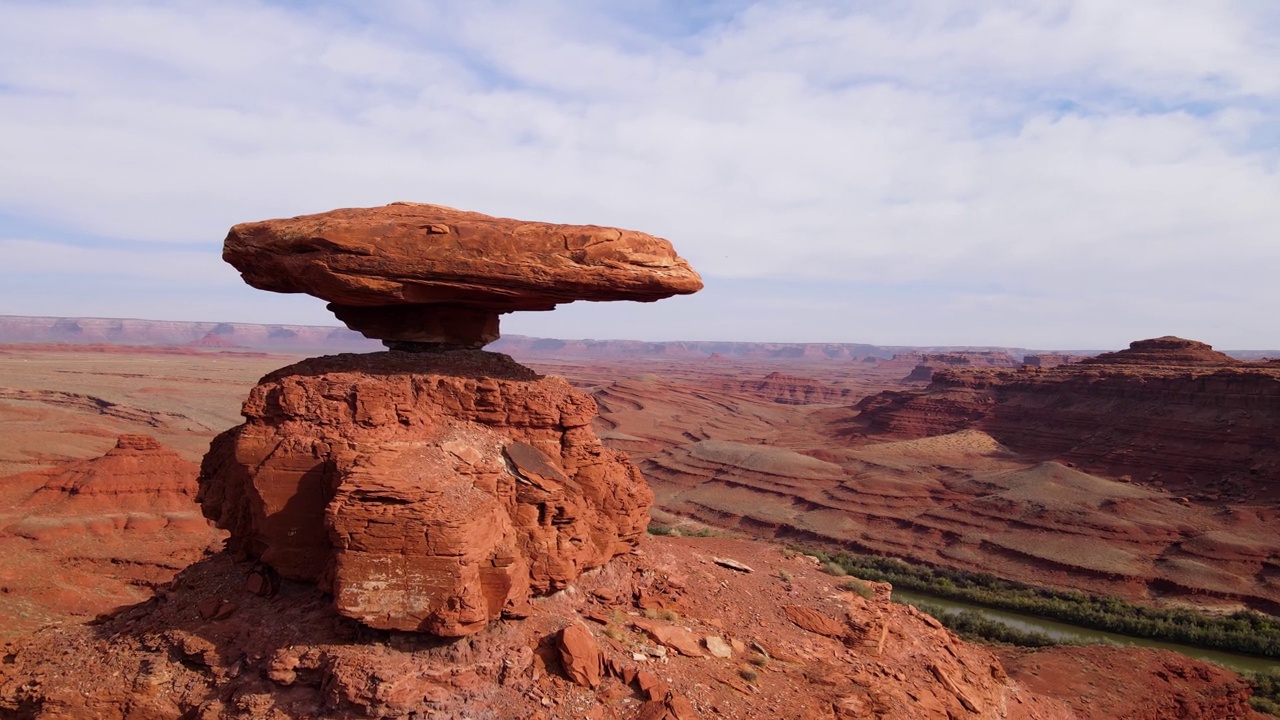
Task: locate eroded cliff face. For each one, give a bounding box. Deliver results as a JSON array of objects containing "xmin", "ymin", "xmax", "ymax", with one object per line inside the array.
[
  {"xmin": 710, "ymin": 371, "xmax": 853, "ymax": 405},
  {"xmin": 0, "ymin": 435, "xmax": 224, "ymax": 641},
  {"xmin": 856, "ymin": 337, "xmax": 1280, "ymax": 502},
  {"xmin": 197, "ymin": 349, "xmax": 653, "ymax": 635}
]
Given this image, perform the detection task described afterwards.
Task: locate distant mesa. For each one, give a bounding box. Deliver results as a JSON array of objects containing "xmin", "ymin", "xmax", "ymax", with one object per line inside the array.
[
  {"xmin": 0, "ymin": 435, "xmax": 220, "ymax": 640},
  {"xmin": 222, "ymin": 202, "xmax": 703, "ymax": 348},
  {"xmin": 186, "ymin": 332, "xmax": 245, "ymax": 349},
  {"xmin": 1022, "ymin": 353, "xmax": 1088, "ymax": 368},
  {"xmin": 19, "ymin": 434, "xmax": 203, "ymax": 517},
  {"xmin": 901, "ymin": 351, "xmax": 1022, "ymax": 383},
  {"xmin": 1080, "ymin": 336, "xmax": 1239, "ymax": 367},
  {"xmin": 855, "ymin": 336, "xmax": 1280, "ymax": 502}
]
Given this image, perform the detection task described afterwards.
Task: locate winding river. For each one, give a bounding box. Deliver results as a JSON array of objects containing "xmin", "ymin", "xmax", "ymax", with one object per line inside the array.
[{"xmin": 891, "ymin": 588, "xmax": 1280, "ymax": 675}]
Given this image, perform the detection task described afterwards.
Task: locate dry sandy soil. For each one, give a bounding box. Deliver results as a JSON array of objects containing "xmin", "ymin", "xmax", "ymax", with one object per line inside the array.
[{"xmin": 0, "ymin": 345, "xmax": 289, "ymax": 477}]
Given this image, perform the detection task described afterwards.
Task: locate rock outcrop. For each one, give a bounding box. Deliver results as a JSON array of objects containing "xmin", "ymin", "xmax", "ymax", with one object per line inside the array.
[
  {"xmin": 198, "ymin": 348, "xmax": 653, "ymax": 636},
  {"xmin": 1022, "ymin": 353, "xmax": 1089, "ymax": 368},
  {"xmin": 712, "ymin": 371, "xmax": 853, "ymax": 405},
  {"xmin": 19, "ymin": 434, "xmax": 202, "ymax": 514},
  {"xmin": 196, "ymin": 203, "xmax": 699, "ymax": 636},
  {"xmin": 222, "ymin": 203, "xmax": 702, "ymax": 347},
  {"xmin": 2, "ymin": 535, "xmax": 1262, "ymax": 719},
  {"xmin": 856, "ymin": 336, "xmax": 1280, "ymax": 501},
  {"xmin": 0, "ymin": 435, "xmax": 222, "ymax": 640}
]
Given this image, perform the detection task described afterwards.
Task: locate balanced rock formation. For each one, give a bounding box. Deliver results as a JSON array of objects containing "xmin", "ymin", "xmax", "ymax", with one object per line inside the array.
[
  {"xmin": 200, "ymin": 204, "xmax": 696, "ymax": 636},
  {"xmin": 223, "ymin": 203, "xmax": 702, "ymax": 347}
]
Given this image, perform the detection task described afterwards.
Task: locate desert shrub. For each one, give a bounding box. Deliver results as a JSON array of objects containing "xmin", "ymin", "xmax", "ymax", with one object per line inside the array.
[
  {"xmin": 1253, "ymin": 697, "xmax": 1280, "ymax": 717},
  {"xmin": 680, "ymin": 526, "xmax": 718, "ymax": 537},
  {"xmin": 643, "ymin": 608, "xmax": 680, "ymax": 622},
  {"xmin": 647, "ymin": 524, "xmax": 678, "ymax": 536},
  {"xmin": 821, "ymin": 561, "xmax": 848, "ymax": 577},
  {"xmin": 778, "ymin": 570, "xmax": 792, "ymax": 582},
  {"xmin": 909, "ymin": 602, "xmax": 1072, "ymax": 648},
  {"xmin": 839, "ymin": 579, "xmax": 874, "ymax": 599},
  {"xmin": 739, "ymin": 666, "xmax": 759, "ymax": 682},
  {"xmin": 1247, "ymin": 670, "xmax": 1280, "ymax": 717}
]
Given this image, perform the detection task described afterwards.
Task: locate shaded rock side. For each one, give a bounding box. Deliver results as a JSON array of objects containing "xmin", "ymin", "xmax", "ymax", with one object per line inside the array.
[
  {"xmin": 854, "ymin": 336, "xmax": 1280, "ymax": 500},
  {"xmin": 197, "ymin": 349, "xmax": 653, "ymax": 635},
  {"xmin": 222, "ymin": 202, "xmax": 703, "ymax": 346}
]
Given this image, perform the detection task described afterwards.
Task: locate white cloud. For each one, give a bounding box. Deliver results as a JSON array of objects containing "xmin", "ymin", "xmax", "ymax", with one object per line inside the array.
[
  {"xmin": 0, "ymin": 238, "xmax": 233, "ymax": 283},
  {"xmin": 0, "ymin": 0, "xmax": 1278, "ymax": 346}
]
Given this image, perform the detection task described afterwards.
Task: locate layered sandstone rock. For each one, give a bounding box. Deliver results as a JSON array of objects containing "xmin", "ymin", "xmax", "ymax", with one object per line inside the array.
[
  {"xmin": 712, "ymin": 371, "xmax": 852, "ymax": 405},
  {"xmin": 0, "ymin": 434, "xmax": 221, "ymax": 640},
  {"xmin": 196, "ymin": 202, "xmax": 699, "ymax": 635},
  {"xmin": 222, "ymin": 203, "xmax": 702, "ymax": 346},
  {"xmin": 1022, "ymin": 353, "xmax": 1089, "ymax": 368},
  {"xmin": 855, "ymin": 336, "xmax": 1280, "ymax": 501},
  {"xmin": 199, "ymin": 350, "xmax": 652, "ymax": 635}
]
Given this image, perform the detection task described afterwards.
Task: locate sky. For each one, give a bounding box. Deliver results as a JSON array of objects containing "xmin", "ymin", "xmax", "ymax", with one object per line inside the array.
[{"xmin": 1, "ymin": 1, "xmax": 1278, "ymax": 350}]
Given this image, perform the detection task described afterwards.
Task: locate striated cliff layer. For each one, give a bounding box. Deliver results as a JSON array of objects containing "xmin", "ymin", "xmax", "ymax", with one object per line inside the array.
[
  {"xmin": 711, "ymin": 371, "xmax": 853, "ymax": 405},
  {"xmin": 0, "ymin": 435, "xmax": 222, "ymax": 641},
  {"xmin": 198, "ymin": 349, "xmax": 652, "ymax": 636},
  {"xmin": 856, "ymin": 337, "xmax": 1280, "ymax": 502}
]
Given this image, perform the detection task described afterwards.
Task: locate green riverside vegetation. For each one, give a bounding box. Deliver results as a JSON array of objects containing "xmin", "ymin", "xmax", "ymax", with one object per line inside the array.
[
  {"xmin": 908, "ymin": 601, "xmax": 1069, "ymax": 648},
  {"xmin": 1247, "ymin": 670, "xmax": 1280, "ymax": 716},
  {"xmin": 799, "ymin": 548, "xmax": 1280, "ymax": 658},
  {"xmin": 798, "ymin": 547, "xmax": 1280, "ymax": 715}
]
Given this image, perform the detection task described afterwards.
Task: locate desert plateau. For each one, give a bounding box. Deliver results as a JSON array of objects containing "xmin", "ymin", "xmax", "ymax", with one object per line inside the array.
[{"xmin": 2, "ymin": 306, "xmax": 1279, "ymax": 717}]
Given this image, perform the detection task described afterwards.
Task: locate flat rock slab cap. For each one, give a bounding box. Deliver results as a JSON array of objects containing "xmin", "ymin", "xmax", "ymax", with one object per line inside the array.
[{"xmin": 223, "ymin": 202, "xmax": 703, "ymax": 346}]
